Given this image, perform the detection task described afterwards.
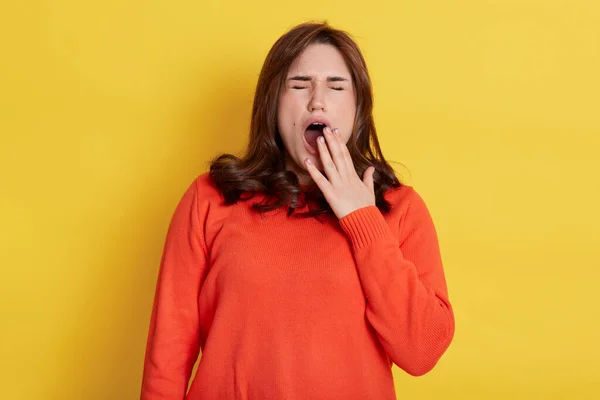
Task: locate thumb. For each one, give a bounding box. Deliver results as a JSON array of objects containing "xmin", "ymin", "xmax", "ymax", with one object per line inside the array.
[{"xmin": 363, "ymin": 166, "xmax": 375, "ymax": 193}]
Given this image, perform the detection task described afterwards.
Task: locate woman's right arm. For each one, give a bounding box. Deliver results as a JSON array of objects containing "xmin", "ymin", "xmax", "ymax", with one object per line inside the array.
[{"xmin": 140, "ymin": 178, "xmax": 209, "ymax": 400}]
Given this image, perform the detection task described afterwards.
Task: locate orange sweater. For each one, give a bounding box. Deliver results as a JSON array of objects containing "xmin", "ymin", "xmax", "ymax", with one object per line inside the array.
[{"xmin": 140, "ymin": 172, "xmax": 455, "ymax": 400}]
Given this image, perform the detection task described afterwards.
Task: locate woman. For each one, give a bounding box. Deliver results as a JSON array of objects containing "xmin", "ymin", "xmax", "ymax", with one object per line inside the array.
[{"xmin": 140, "ymin": 21, "xmax": 455, "ymax": 400}]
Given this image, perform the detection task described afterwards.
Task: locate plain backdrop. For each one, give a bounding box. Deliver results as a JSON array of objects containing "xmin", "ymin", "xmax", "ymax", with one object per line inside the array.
[{"xmin": 1, "ymin": 0, "xmax": 599, "ymax": 399}]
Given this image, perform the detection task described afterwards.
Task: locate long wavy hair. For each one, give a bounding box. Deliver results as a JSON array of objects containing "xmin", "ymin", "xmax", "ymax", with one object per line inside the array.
[{"xmin": 208, "ymin": 21, "xmax": 403, "ymax": 218}]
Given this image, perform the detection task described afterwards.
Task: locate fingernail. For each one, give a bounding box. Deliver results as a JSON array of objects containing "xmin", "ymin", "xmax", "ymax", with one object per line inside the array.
[
  {"xmin": 324, "ymin": 127, "xmax": 331, "ymax": 135},
  {"xmin": 305, "ymin": 157, "xmax": 311, "ymax": 165},
  {"xmin": 319, "ymin": 136, "xmax": 325, "ymax": 143},
  {"xmin": 333, "ymin": 128, "xmax": 339, "ymax": 136}
]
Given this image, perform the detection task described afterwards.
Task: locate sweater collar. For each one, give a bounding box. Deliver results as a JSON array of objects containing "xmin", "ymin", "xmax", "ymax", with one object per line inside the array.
[{"xmin": 296, "ymin": 185, "xmax": 328, "ymax": 224}]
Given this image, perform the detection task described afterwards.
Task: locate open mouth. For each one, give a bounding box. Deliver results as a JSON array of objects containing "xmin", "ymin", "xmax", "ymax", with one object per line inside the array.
[{"xmin": 304, "ymin": 123, "xmax": 326, "ymax": 149}]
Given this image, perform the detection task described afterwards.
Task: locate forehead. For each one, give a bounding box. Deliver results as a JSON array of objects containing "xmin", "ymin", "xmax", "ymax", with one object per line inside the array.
[{"xmin": 287, "ymin": 44, "xmax": 352, "ymax": 78}]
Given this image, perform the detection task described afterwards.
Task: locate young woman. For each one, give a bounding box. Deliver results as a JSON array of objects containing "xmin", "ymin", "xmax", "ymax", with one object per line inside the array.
[{"xmin": 140, "ymin": 21, "xmax": 455, "ymax": 400}]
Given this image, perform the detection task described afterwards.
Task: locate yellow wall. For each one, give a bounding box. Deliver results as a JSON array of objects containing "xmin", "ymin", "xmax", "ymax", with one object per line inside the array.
[{"xmin": 1, "ymin": 1, "xmax": 598, "ymax": 398}]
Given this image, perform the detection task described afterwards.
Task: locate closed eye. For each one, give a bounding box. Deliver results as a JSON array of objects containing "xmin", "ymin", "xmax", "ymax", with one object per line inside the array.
[{"xmin": 292, "ymin": 86, "xmax": 344, "ymax": 90}]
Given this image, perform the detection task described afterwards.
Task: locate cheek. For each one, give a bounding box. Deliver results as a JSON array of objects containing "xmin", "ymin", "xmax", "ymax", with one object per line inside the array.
[
  {"xmin": 335, "ymin": 93, "xmax": 356, "ymax": 117},
  {"xmin": 279, "ymin": 97, "xmax": 303, "ymax": 131},
  {"xmin": 276, "ymin": 112, "xmax": 299, "ymax": 148},
  {"xmin": 341, "ymin": 99, "xmax": 357, "ymax": 130},
  {"xmin": 345, "ymin": 96, "xmax": 357, "ymax": 116},
  {"xmin": 277, "ymin": 102, "xmax": 291, "ymax": 131}
]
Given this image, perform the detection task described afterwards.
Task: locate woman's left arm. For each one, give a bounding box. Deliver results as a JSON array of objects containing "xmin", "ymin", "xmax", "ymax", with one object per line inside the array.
[
  {"xmin": 305, "ymin": 127, "xmax": 455, "ymax": 375},
  {"xmin": 338, "ymin": 190, "xmax": 455, "ymax": 376}
]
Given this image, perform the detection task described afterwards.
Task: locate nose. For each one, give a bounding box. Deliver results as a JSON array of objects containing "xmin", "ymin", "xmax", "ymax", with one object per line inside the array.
[{"xmin": 307, "ymin": 84, "xmax": 326, "ymax": 112}]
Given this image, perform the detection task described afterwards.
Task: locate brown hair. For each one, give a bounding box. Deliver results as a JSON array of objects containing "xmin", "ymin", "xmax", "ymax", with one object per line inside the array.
[{"xmin": 208, "ymin": 21, "xmax": 403, "ymax": 218}]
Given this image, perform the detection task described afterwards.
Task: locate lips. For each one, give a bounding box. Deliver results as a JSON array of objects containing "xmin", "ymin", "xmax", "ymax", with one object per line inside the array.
[{"xmin": 303, "ymin": 117, "xmax": 331, "ymax": 132}]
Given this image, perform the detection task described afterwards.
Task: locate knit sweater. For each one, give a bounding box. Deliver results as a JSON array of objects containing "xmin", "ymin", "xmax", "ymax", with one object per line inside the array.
[{"xmin": 140, "ymin": 172, "xmax": 455, "ymax": 400}]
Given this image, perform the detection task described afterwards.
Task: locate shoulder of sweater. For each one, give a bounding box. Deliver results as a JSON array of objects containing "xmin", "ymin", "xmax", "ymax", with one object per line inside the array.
[
  {"xmin": 187, "ymin": 171, "xmax": 227, "ymax": 206},
  {"xmin": 383, "ymin": 183, "xmax": 435, "ymax": 222},
  {"xmin": 191, "ymin": 170, "xmax": 260, "ymax": 211},
  {"xmin": 194, "ymin": 171, "xmax": 220, "ymax": 195},
  {"xmin": 383, "ymin": 182, "xmax": 416, "ymax": 207}
]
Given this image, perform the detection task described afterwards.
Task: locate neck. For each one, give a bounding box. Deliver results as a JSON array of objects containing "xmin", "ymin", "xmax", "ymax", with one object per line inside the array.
[{"xmin": 284, "ymin": 152, "xmax": 313, "ymax": 187}]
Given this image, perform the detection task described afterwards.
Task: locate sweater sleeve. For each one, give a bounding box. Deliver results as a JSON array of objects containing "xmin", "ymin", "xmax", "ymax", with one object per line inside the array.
[
  {"xmin": 140, "ymin": 178, "xmax": 209, "ymax": 399},
  {"xmin": 338, "ymin": 188, "xmax": 455, "ymax": 376}
]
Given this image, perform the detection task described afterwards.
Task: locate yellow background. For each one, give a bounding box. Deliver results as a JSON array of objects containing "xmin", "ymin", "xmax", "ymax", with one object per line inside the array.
[{"xmin": 1, "ymin": 0, "xmax": 599, "ymax": 398}]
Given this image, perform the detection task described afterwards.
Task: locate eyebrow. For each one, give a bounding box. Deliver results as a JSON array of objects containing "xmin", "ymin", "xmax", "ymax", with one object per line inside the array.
[{"xmin": 287, "ymin": 75, "xmax": 349, "ymax": 82}]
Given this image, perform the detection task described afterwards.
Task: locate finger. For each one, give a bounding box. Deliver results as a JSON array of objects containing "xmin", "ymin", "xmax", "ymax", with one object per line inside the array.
[
  {"xmin": 323, "ymin": 127, "xmax": 348, "ymax": 179},
  {"xmin": 304, "ymin": 157, "xmax": 332, "ymax": 193},
  {"xmin": 332, "ymin": 128, "xmax": 355, "ymax": 178},
  {"xmin": 362, "ymin": 166, "xmax": 375, "ymax": 193},
  {"xmin": 316, "ymin": 132, "xmax": 341, "ymax": 183}
]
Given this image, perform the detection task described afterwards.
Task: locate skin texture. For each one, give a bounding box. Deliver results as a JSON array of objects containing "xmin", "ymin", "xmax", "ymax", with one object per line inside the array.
[{"xmin": 276, "ymin": 43, "xmax": 375, "ymax": 219}]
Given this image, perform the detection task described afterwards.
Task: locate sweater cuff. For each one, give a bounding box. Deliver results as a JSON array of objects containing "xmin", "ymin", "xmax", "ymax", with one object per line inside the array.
[{"xmin": 338, "ymin": 205, "xmax": 393, "ymax": 250}]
